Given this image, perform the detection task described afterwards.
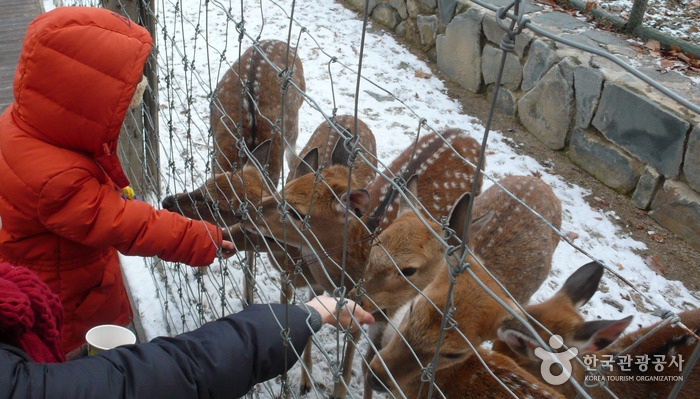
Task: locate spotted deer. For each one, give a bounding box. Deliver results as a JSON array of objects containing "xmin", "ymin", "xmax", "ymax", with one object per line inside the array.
[
  {"xmin": 242, "ymin": 128, "xmax": 483, "ymax": 398},
  {"xmin": 211, "ymin": 39, "xmax": 305, "ymax": 180},
  {"xmin": 371, "ymin": 302, "xmax": 565, "ymax": 399},
  {"xmin": 366, "ymin": 175, "xmax": 562, "ymax": 395},
  {"xmin": 288, "ymin": 115, "xmax": 377, "ymax": 187},
  {"xmin": 494, "ymin": 261, "xmax": 700, "ymax": 398},
  {"xmin": 161, "ymin": 39, "xmax": 304, "ymax": 300},
  {"xmin": 364, "ymin": 128, "xmax": 483, "ymax": 233}
]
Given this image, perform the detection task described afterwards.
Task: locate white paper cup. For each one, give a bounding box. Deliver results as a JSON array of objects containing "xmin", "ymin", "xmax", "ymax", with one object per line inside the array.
[{"xmin": 86, "ymin": 324, "xmax": 136, "ymax": 355}]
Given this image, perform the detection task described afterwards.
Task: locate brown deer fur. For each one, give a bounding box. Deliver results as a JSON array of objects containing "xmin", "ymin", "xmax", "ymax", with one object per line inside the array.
[
  {"xmin": 287, "ymin": 115, "xmax": 377, "ymax": 187},
  {"xmin": 494, "ymin": 261, "xmax": 700, "ymax": 398},
  {"xmin": 367, "ymin": 175, "xmax": 562, "ymax": 394},
  {"xmin": 211, "ymin": 39, "xmax": 305, "ymax": 182}
]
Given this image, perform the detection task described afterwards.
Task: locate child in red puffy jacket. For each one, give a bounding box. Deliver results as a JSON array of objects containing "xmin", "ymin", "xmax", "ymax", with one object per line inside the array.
[{"xmin": 0, "ymin": 7, "xmax": 235, "ymax": 356}]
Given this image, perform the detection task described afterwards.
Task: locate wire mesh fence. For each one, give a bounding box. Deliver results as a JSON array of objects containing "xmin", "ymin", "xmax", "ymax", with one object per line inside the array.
[{"xmin": 48, "ymin": 0, "xmax": 700, "ymax": 397}]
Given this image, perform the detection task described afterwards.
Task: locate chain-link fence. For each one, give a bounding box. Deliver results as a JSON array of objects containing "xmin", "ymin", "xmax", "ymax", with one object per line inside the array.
[{"xmin": 47, "ymin": 0, "xmax": 700, "ymax": 397}]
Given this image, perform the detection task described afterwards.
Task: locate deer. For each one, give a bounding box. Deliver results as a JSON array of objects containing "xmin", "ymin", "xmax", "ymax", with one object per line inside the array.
[
  {"xmin": 365, "ymin": 175, "xmax": 563, "ymax": 396},
  {"xmin": 493, "ymin": 261, "xmax": 700, "ymax": 398},
  {"xmin": 370, "ymin": 301, "xmax": 566, "ymax": 399},
  {"xmin": 240, "ymin": 128, "xmax": 484, "ymax": 398},
  {"xmin": 161, "ymin": 39, "xmax": 304, "ymax": 302}
]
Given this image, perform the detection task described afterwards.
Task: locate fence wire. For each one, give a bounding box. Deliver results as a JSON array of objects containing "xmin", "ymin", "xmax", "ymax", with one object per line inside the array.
[{"xmin": 51, "ymin": 0, "xmax": 700, "ymax": 397}]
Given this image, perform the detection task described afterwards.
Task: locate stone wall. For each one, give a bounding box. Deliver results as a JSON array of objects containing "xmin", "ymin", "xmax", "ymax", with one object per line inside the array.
[{"xmin": 341, "ymin": 0, "xmax": 700, "ymax": 250}]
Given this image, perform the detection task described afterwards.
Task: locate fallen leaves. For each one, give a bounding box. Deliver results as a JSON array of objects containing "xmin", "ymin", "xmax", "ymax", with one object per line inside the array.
[
  {"xmin": 644, "ymin": 255, "xmax": 666, "ymax": 275},
  {"xmin": 566, "ymin": 231, "xmax": 579, "ymax": 242},
  {"xmin": 414, "ymin": 70, "xmax": 432, "ymax": 79}
]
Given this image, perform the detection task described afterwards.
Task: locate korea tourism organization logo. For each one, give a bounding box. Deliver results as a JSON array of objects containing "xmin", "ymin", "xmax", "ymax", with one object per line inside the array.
[{"xmin": 535, "ymin": 335, "xmax": 685, "ymax": 385}]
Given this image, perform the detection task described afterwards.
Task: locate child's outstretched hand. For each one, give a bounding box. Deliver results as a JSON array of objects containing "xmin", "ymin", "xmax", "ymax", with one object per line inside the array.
[
  {"xmin": 306, "ymin": 295, "xmax": 375, "ymax": 333},
  {"xmin": 220, "ymin": 240, "xmax": 236, "ymax": 258}
]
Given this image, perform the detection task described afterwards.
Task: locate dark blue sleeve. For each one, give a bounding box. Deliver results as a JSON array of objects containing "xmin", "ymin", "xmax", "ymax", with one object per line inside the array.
[{"xmin": 0, "ymin": 303, "xmax": 314, "ymax": 399}]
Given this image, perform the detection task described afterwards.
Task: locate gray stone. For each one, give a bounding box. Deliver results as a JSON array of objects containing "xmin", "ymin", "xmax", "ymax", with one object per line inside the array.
[
  {"xmin": 650, "ymin": 180, "xmax": 700, "ymax": 251},
  {"xmin": 438, "ymin": 0, "xmax": 457, "ymax": 25},
  {"xmin": 436, "ymin": 9, "xmax": 485, "ymax": 93},
  {"xmin": 568, "ymin": 128, "xmax": 643, "ymax": 194},
  {"xmin": 558, "ymin": 57, "xmax": 578, "ymax": 86},
  {"xmin": 530, "ymin": 12, "xmax": 588, "ymax": 32},
  {"xmin": 389, "ymin": 0, "xmax": 409, "ymax": 19},
  {"xmin": 557, "ymin": 33, "xmax": 600, "ymax": 51},
  {"xmin": 345, "ymin": 0, "xmax": 378, "ymax": 13},
  {"xmin": 632, "ymin": 166, "xmax": 664, "ymax": 209},
  {"xmin": 517, "ymin": 64, "xmax": 574, "ymax": 150},
  {"xmin": 417, "ymin": 15, "xmax": 439, "ymax": 47},
  {"xmin": 592, "ymin": 82, "xmax": 689, "ymax": 178},
  {"xmin": 420, "ymin": 0, "xmax": 437, "ymax": 8},
  {"xmin": 481, "ymin": 44, "xmax": 522, "ymax": 91},
  {"xmin": 582, "ymin": 30, "xmax": 638, "ymax": 58},
  {"xmin": 407, "ymin": 0, "xmax": 434, "ymax": 17},
  {"xmin": 684, "ymin": 125, "xmax": 700, "ymax": 192},
  {"xmin": 487, "ymin": 85, "xmax": 517, "ymax": 116},
  {"xmin": 482, "ymin": 13, "xmax": 533, "ymax": 58},
  {"xmin": 372, "ymin": 3, "xmax": 401, "ymax": 30},
  {"xmin": 574, "ymin": 66, "xmax": 604, "ymax": 128},
  {"xmin": 521, "ymin": 40, "xmax": 559, "ymax": 91}
]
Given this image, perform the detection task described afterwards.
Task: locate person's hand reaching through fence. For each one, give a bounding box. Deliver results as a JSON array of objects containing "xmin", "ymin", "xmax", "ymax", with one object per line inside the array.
[
  {"xmin": 220, "ymin": 240, "xmax": 236, "ymax": 258},
  {"xmin": 306, "ymin": 295, "xmax": 375, "ymax": 333}
]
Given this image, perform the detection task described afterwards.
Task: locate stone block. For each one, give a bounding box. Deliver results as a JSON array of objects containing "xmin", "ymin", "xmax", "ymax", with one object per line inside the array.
[
  {"xmin": 684, "ymin": 125, "xmax": 700, "ymax": 192},
  {"xmin": 482, "ymin": 13, "xmax": 533, "ymax": 57},
  {"xmin": 407, "ymin": 0, "xmax": 434, "ymax": 17},
  {"xmin": 481, "ymin": 44, "xmax": 522, "ymax": 91},
  {"xmin": 345, "ymin": 0, "xmax": 378, "ymax": 13},
  {"xmin": 632, "ymin": 166, "xmax": 663, "ymax": 209},
  {"xmin": 372, "ymin": 3, "xmax": 401, "ymax": 30},
  {"xmin": 420, "ymin": 0, "xmax": 437, "ymax": 8},
  {"xmin": 438, "ymin": 0, "xmax": 457, "ymax": 25},
  {"xmin": 592, "ymin": 82, "xmax": 689, "ymax": 178},
  {"xmin": 521, "ymin": 39, "xmax": 559, "ymax": 91},
  {"xmin": 389, "ymin": 0, "xmax": 409, "ymax": 19},
  {"xmin": 568, "ymin": 128, "xmax": 643, "ymax": 194},
  {"xmin": 650, "ymin": 180, "xmax": 700, "ymax": 251},
  {"xmin": 517, "ymin": 64, "xmax": 574, "ymax": 150},
  {"xmin": 436, "ymin": 9, "xmax": 485, "ymax": 93},
  {"xmin": 574, "ymin": 66, "xmax": 604, "ymax": 129},
  {"xmin": 487, "ymin": 85, "xmax": 517, "ymax": 116},
  {"xmin": 417, "ymin": 15, "xmax": 439, "ymax": 47}
]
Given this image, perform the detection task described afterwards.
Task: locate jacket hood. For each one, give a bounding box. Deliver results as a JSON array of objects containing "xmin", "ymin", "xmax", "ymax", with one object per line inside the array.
[{"xmin": 11, "ymin": 7, "xmax": 153, "ymax": 188}]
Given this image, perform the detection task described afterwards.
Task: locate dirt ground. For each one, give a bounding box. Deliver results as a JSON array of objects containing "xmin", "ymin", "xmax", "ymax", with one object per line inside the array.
[{"xmin": 392, "ymin": 47, "xmax": 700, "ymax": 299}]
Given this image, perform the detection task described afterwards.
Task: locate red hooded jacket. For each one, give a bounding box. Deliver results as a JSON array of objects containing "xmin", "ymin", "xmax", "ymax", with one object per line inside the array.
[{"xmin": 0, "ymin": 7, "xmax": 223, "ymax": 353}]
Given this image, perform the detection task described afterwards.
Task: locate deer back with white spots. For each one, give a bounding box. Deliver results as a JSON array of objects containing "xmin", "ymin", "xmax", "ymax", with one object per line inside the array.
[
  {"xmin": 211, "ymin": 39, "xmax": 305, "ymax": 185},
  {"xmin": 364, "ymin": 129, "xmax": 483, "ymax": 233}
]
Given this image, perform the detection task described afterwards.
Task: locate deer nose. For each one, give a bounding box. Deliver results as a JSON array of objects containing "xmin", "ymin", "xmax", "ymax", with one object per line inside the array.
[
  {"xmin": 366, "ymin": 372, "xmax": 389, "ymax": 392},
  {"xmin": 162, "ymin": 195, "xmax": 177, "ymax": 210}
]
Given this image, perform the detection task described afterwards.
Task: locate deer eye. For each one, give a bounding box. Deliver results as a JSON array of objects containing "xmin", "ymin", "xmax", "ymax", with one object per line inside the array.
[
  {"xmin": 401, "ymin": 267, "xmax": 417, "ymax": 277},
  {"xmin": 287, "ymin": 206, "xmax": 305, "ymax": 221}
]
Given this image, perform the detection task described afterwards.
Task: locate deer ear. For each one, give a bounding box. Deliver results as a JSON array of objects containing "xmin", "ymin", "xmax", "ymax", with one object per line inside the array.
[
  {"xmin": 571, "ymin": 316, "xmax": 633, "ymax": 354},
  {"xmin": 337, "ymin": 189, "xmax": 370, "ymax": 218},
  {"xmin": 447, "ymin": 191, "xmax": 493, "ymax": 246},
  {"xmin": 558, "ymin": 261, "xmax": 605, "ymax": 308},
  {"xmin": 398, "ymin": 175, "xmax": 419, "ymax": 216},
  {"xmin": 245, "ymin": 139, "xmax": 272, "ymax": 168},
  {"xmin": 497, "ymin": 329, "xmax": 542, "ymax": 361},
  {"xmin": 331, "ymin": 138, "xmax": 351, "ymax": 167},
  {"xmin": 294, "ymin": 147, "xmax": 319, "ymax": 179}
]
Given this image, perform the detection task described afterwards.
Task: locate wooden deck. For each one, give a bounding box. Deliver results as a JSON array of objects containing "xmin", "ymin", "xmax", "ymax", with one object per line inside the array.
[{"xmin": 0, "ymin": 0, "xmax": 43, "ymax": 110}]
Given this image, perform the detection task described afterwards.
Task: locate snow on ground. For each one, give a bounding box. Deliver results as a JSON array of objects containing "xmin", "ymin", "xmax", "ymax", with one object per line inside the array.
[{"xmin": 44, "ymin": 0, "xmax": 699, "ymax": 397}]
